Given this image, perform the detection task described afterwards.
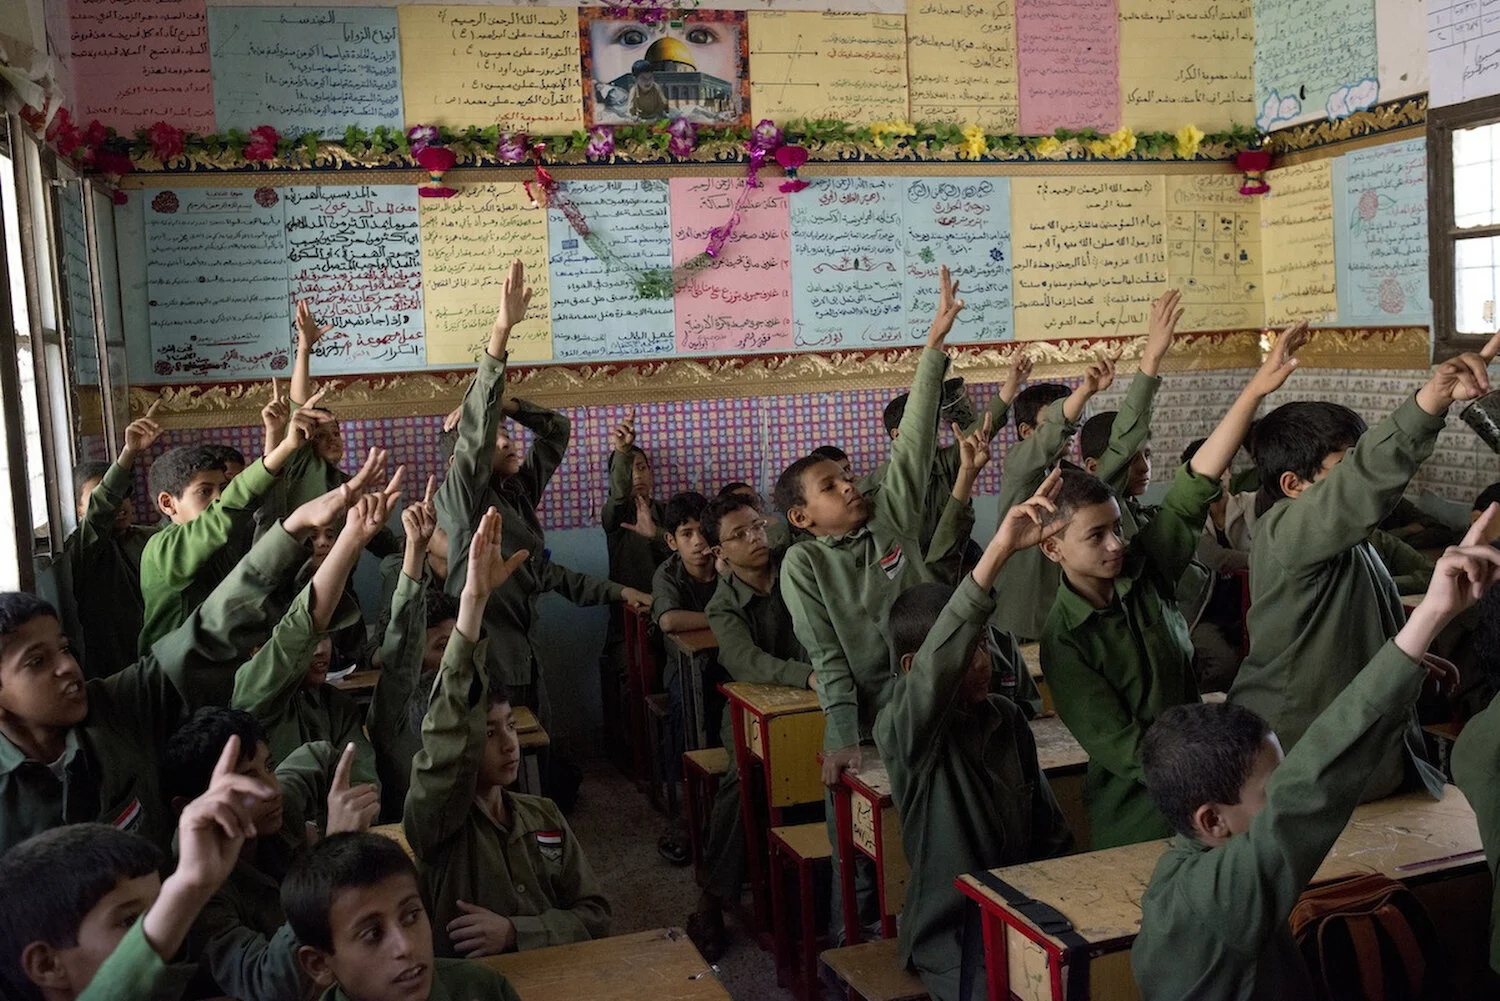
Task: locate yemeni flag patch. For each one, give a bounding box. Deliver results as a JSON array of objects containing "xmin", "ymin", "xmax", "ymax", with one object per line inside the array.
[
  {"xmin": 111, "ymin": 798, "xmax": 143, "ymax": 834},
  {"xmin": 879, "ymin": 544, "xmax": 906, "ymax": 580},
  {"xmin": 536, "ymin": 830, "xmax": 564, "ymax": 861}
]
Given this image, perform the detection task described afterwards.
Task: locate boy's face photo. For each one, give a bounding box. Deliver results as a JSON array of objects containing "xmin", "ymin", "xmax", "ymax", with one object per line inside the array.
[
  {"xmin": 1126, "ymin": 447, "xmax": 1152, "ymax": 498},
  {"xmin": 314, "ymin": 421, "xmax": 345, "ymax": 465},
  {"xmin": 0, "ymin": 615, "xmax": 87, "ymax": 730},
  {"xmin": 25, "ymin": 871, "xmax": 162, "ymax": 997},
  {"xmin": 233, "ymin": 740, "xmax": 285, "ymax": 838},
  {"xmin": 306, "ymin": 638, "xmax": 334, "ymax": 689},
  {"xmin": 631, "ymin": 452, "xmax": 654, "ymax": 498},
  {"xmin": 158, "ymin": 469, "xmax": 228, "ymax": 525},
  {"xmin": 1041, "ymin": 500, "xmax": 1126, "ymax": 582},
  {"xmin": 309, "ymin": 525, "xmax": 340, "ymax": 568},
  {"xmin": 480, "ymin": 701, "xmax": 521, "ymax": 789},
  {"xmin": 491, "ymin": 427, "xmax": 524, "ymax": 478},
  {"xmin": 667, "ymin": 518, "xmax": 713, "ymax": 572},
  {"xmin": 301, "ymin": 872, "xmax": 434, "ymax": 1001},
  {"xmin": 76, "ymin": 478, "xmax": 135, "ymax": 536},
  {"xmin": 788, "ymin": 460, "xmax": 867, "ymax": 538},
  {"xmin": 713, "ymin": 507, "xmax": 770, "ymax": 573},
  {"xmin": 422, "ymin": 621, "xmax": 456, "ymax": 675}
]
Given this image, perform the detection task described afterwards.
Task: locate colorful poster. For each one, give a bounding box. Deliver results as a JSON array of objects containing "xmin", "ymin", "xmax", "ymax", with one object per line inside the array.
[
  {"xmin": 905, "ymin": 0, "xmax": 1019, "ymax": 131},
  {"xmin": 581, "ymin": 9, "xmax": 748, "ymax": 127},
  {"xmin": 1254, "ymin": 0, "xmax": 1379, "ymax": 130},
  {"xmin": 1333, "ymin": 138, "xmax": 1431, "ymax": 324},
  {"xmin": 904, "ymin": 178, "xmax": 1014, "ymax": 344},
  {"xmin": 1165, "ymin": 173, "xmax": 1265, "ymax": 331},
  {"xmin": 283, "ymin": 185, "xmax": 425, "ymax": 373},
  {"xmin": 1015, "ymin": 0, "xmax": 1120, "ymax": 133},
  {"xmin": 547, "ymin": 181, "xmax": 677, "ymax": 361},
  {"xmin": 144, "ymin": 187, "xmax": 289, "ymax": 380},
  {"xmin": 1261, "ymin": 159, "xmax": 1339, "ymax": 324},
  {"xmin": 70, "ymin": 0, "xmax": 215, "ymax": 132},
  {"xmin": 1117, "ymin": 0, "xmax": 1256, "ymax": 132},
  {"xmin": 1428, "ymin": 0, "xmax": 1500, "ymax": 108},
  {"xmin": 398, "ymin": 6, "xmax": 583, "ymax": 132},
  {"xmin": 207, "ymin": 6, "xmax": 404, "ymax": 136},
  {"xmin": 670, "ymin": 178, "xmax": 793, "ymax": 354},
  {"xmin": 748, "ymin": 12, "xmax": 909, "ymax": 124},
  {"xmin": 789, "ymin": 177, "xmax": 905, "ymax": 350}
]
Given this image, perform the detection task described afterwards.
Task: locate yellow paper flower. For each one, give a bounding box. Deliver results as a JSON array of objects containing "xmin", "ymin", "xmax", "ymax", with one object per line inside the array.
[
  {"xmin": 1176, "ymin": 123, "xmax": 1205, "ymax": 159},
  {"xmin": 1035, "ymin": 136, "xmax": 1064, "ymax": 158},
  {"xmin": 958, "ymin": 124, "xmax": 987, "ymax": 160},
  {"xmin": 1103, "ymin": 127, "xmax": 1137, "ymax": 157},
  {"xmin": 870, "ymin": 120, "xmax": 916, "ymax": 149},
  {"xmin": 1086, "ymin": 139, "xmax": 1109, "ymax": 156}
]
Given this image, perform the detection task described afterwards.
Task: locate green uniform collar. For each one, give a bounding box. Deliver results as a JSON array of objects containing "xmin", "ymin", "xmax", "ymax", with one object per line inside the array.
[
  {"xmin": 724, "ymin": 565, "xmax": 779, "ymax": 607},
  {"xmin": 814, "ymin": 524, "xmax": 871, "ymax": 548},
  {"xmin": 1050, "ymin": 561, "xmax": 1144, "ymax": 631},
  {"xmin": 0, "ymin": 725, "xmax": 81, "ymax": 777}
]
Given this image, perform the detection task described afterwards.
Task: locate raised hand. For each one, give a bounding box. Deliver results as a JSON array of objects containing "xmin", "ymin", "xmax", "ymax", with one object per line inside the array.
[
  {"xmin": 628, "ymin": 494, "xmax": 658, "ymax": 540},
  {"xmin": 926, "ymin": 265, "xmax": 965, "ymax": 349},
  {"xmin": 1141, "ymin": 289, "xmax": 1184, "ymax": 375},
  {"xmin": 120, "ymin": 398, "xmax": 164, "ymax": 466},
  {"xmin": 174, "ymin": 735, "xmax": 274, "ymax": 892},
  {"xmin": 342, "ymin": 492, "xmax": 392, "ymax": 549},
  {"xmin": 295, "ymin": 299, "xmax": 334, "ymax": 348},
  {"xmin": 1247, "ymin": 321, "xmax": 1311, "ymax": 397},
  {"xmin": 995, "ymin": 468, "xmax": 1065, "ymax": 555},
  {"xmin": 287, "ymin": 387, "xmax": 334, "ymax": 446},
  {"xmin": 610, "ymin": 410, "xmax": 638, "ymax": 453},
  {"xmin": 262, "ymin": 379, "xmax": 291, "ymax": 452},
  {"xmin": 488, "ymin": 259, "xmax": 534, "ymax": 359},
  {"xmin": 404, "ymin": 476, "xmax": 438, "ymax": 546},
  {"xmin": 447, "ymin": 901, "xmax": 517, "ymax": 958},
  {"xmin": 463, "ymin": 506, "xmax": 530, "ymax": 599},
  {"xmin": 1000, "ymin": 352, "xmax": 1033, "ymax": 404},
  {"xmin": 956, "ymin": 414, "xmax": 993, "ymax": 474},
  {"xmin": 1418, "ymin": 329, "xmax": 1500, "ymax": 412},
  {"xmin": 325, "ymin": 742, "xmax": 380, "ymax": 836},
  {"xmin": 1083, "ymin": 352, "xmax": 1120, "ymax": 395},
  {"xmin": 621, "ymin": 586, "xmax": 652, "ymax": 613},
  {"xmin": 284, "ymin": 448, "xmax": 387, "ymax": 539}
]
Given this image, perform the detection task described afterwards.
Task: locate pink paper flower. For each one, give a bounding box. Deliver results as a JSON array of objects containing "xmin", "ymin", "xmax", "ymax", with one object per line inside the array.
[
  {"xmin": 749, "ymin": 119, "xmax": 782, "ymax": 153},
  {"xmin": 406, "ymin": 124, "xmax": 439, "ymax": 155},
  {"xmin": 586, "ymin": 125, "xmax": 615, "ymax": 162},
  {"xmin": 147, "ymin": 121, "xmax": 185, "ymax": 161},
  {"xmin": 95, "ymin": 150, "xmax": 134, "ymax": 179},
  {"xmin": 244, "ymin": 125, "xmax": 280, "ymax": 161},
  {"xmin": 668, "ymin": 119, "xmax": 698, "ymax": 159},
  {"xmin": 497, "ymin": 133, "xmax": 529, "ymax": 163}
]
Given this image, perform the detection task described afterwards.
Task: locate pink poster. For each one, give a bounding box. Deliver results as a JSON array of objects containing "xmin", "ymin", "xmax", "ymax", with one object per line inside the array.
[
  {"xmin": 1016, "ymin": 0, "xmax": 1120, "ymax": 134},
  {"xmin": 669, "ymin": 178, "xmax": 793, "ymax": 354},
  {"xmin": 70, "ymin": 0, "xmax": 215, "ymax": 132}
]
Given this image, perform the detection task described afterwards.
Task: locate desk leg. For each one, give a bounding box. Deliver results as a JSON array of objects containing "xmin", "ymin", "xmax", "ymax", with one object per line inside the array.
[
  {"xmin": 982, "ymin": 910, "xmax": 1008, "ymax": 1001},
  {"xmin": 833, "ymin": 784, "xmax": 859, "ymax": 947},
  {"xmin": 732, "ymin": 707, "xmax": 769, "ymax": 936},
  {"xmin": 675, "ymin": 648, "xmax": 699, "ymax": 754},
  {"xmin": 872, "ymin": 805, "xmax": 896, "ymax": 941},
  {"xmin": 625, "ymin": 616, "xmax": 651, "ymax": 786},
  {"xmin": 690, "ymin": 652, "xmax": 708, "ymax": 750}
]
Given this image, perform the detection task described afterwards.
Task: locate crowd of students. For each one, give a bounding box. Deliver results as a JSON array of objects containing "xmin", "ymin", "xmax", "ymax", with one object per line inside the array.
[{"xmin": 2, "ymin": 257, "xmax": 1500, "ymax": 1001}]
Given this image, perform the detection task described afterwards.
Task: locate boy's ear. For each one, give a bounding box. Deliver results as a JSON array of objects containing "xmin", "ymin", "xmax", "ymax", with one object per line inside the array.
[
  {"xmin": 710, "ymin": 543, "xmax": 725, "ymax": 561},
  {"xmin": 887, "ymin": 428, "xmax": 900, "ymax": 441},
  {"xmin": 665, "ymin": 532, "xmax": 681, "ymax": 552},
  {"xmin": 1082, "ymin": 457, "xmax": 1099, "ymax": 475},
  {"xmin": 1191, "ymin": 802, "xmax": 1232, "ymax": 843},
  {"xmin": 786, "ymin": 504, "xmax": 812, "ymax": 530},
  {"xmin": 156, "ymin": 491, "xmax": 177, "ymax": 518},
  {"xmin": 898, "ymin": 652, "xmax": 915, "ymax": 675},
  {"xmin": 1039, "ymin": 532, "xmax": 1065, "ymax": 564},
  {"xmin": 298, "ymin": 945, "xmax": 337, "ymax": 988},
  {"xmin": 1277, "ymin": 470, "xmax": 1307, "ymax": 500},
  {"xmin": 20, "ymin": 941, "xmax": 67, "ymax": 992},
  {"xmin": 1017, "ymin": 423, "xmax": 1034, "ymax": 440}
]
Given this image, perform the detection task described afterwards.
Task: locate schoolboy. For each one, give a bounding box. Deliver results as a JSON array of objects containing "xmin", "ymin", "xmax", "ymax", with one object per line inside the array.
[
  {"xmin": 283, "ymin": 833, "xmax": 521, "ymax": 1001},
  {"xmin": 1227, "ymin": 331, "xmax": 1500, "ymax": 803},
  {"xmin": 652, "ymin": 491, "xmax": 718, "ymax": 636},
  {"xmin": 61, "ymin": 403, "xmax": 161, "ymax": 678},
  {"xmin": 1040, "ymin": 323, "xmax": 1310, "ymax": 849},
  {"xmin": 603, "ymin": 410, "xmax": 670, "ymax": 596},
  {"xmin": 876, "ymin": 472, "xmax": 1075, "ymax": 1001},
  {"xmin": 169, "ymin": 709, "xmax": 380, "ymax": 1001},
  {"xmin": 435, "ymin": 261, "xmax": 649, "ymax": 709},
  {"xmin": 688, "ymin": 492, "xmax": 816, "ymax": 957},
  {"xmin": 405, "ymin": 508, "xmax": 610, "ymax": 957},
  {"xmin": 0, "ymin": 465, "xmax": 368, "ymax": 855},
  {"xmin": 719, "ymin": 480, "xmax": 794, "ymax": 551},
  {"xmin": 0, "ymin": 733, "xmax": 274, "ymax": 1001},
  {"xmin": 1132, "ymin": 535, "xmax": 1497, "ymax": 1000}
]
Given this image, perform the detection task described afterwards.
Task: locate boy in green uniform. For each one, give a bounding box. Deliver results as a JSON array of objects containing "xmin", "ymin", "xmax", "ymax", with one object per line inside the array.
[
  {"xmin": 284, "ymin": 833, "xmax": 521, "ymax": 1001},
  {"xmin": 604, "ymin": 410, "xmax": 671, "ymax": 595},
  {"xmin": 0, "ymin": 733, "xmax": 276, "ymax": 1001},
  {"xmin": 168, "ymin": 708, "xmax": 380, "ymax": 1001},
  {"xmin": 406, "ymin": 508, "xmax": 611, "ymax": 958},
  {"xmin": 1132, "ymin": 535, "xmax": 1495, "ymax": 1001},
  {"xmin": 1227, "ymin": 332, "xmax": 1500, "ymax": 803},
  {"xmin": 876, "ymin": 471, "xmax": 1075, "ymax": 1001},
  {"xmin": 60, "ymin": 404, "xmax": 161, "ymax": 679},
  {"xmin": 1039, "ymin": 323, "xmax": 1310, "ymax": 849}
]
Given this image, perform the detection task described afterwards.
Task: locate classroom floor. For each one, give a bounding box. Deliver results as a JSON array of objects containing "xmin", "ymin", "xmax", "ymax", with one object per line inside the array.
[{"xmin": 568, "ymin": 756, "xmax": 808, "ymax": 1001}]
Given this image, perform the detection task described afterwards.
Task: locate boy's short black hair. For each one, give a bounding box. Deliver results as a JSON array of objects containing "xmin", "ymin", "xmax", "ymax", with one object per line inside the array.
[
  {"xmin": 163, "ymin": 707, "xmax": 267, "ymax": 804},
  {"xmin": 147, "ymin": 444, "xmax": 227, "ymax": 500},
  {"xmin": 437, "ymin": 427, "xmax": 460, "ymax": 464},
  {"xmin": 1252, "ymin": 401, "xmax": 1367, "ymax": 515},
  {"xmin": 702, "ymin": 494, "xmax": 758, "ymax": 548},
  {"xmin": 1143, "ymin": 702, "xmax": 1273, "ymax": 839},
  {"xmin": 0, "ymin": 593, "xmax": 59, "ymax": 656},
  {"xmin": 883, "ymin": 394, "xmax": 909, "ymax": 435},
  {"xmin": 1013, "ymin": 384, "xmax": 1070, "ymax": 432},
  {"xmin": 890, "ymin": 582, "xmax": 958, "ymax": 660},
  {"xmin": 74, "ymin": 460, "xmax": 112, "ymax": 497},
  {"xmin": 1079, "ymin": 412, "xmax": 1118, "ymax": 464},
  {"xmin": 663, "ymin": 491, "xmax": 709, "ymax": 535},
  {"xmin": 0, "ymin": 824, "xmax": 163, "ymax": 1001},
  {"xmin": 811, "ymin": 445, "xmax": 849, "ymax": 464},
  {"xmin": 1475, "ymin": 482, "xmax": 1500, "ymax": 512},
  {"xmin": 282, "ymin": 832, "xmax": 419, "ymax": 953},
  {"xmin": 773, "ymin": 454, "xmax": 828, "ymax": 514},
  {"xmin": 407, "ymin": 673, "xmax": 511, "ymax": 734},
  {"xmin": 424, "ymin": 590, "xmax": 460, "ymax": 630},
  {"xmin": 1045, "ymin": 468, "xmax": 1117, "ymax": 528},
  {"xmin": 718, "ymin": 481, "xmax": 754, "ymax": 498},
  {"xmin": 204, "ymin": 443, "xmax": 246, "ymax": 468},
  {"xmin": 1180, "ymin": 437, "xmax": 1207, "ymax": 468}
]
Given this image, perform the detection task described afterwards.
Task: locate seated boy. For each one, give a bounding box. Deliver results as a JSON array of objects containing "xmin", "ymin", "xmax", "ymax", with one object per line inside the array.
[
  {"xmin": 1040, "ymin": 323, "xmax": 1310, "ymax": 848},
  {"xmin": 877, "ymin": 472, "xmax": 1075, "ymax": 1001},
  {"xmin": 61, "ymin": 404, "xmax": 161, "ymax": 678},
  {"xmin": 169, "ymin": 708, "xmax": 380, "ymax": 1001},
  {"xmin": 1132, "ymin": 535, "xmax": 1495, "ymax": 1000},
  {"xmin": 405, "ymin": 508, "xmax": 610, "ymax": 957},
  {"xmin": 1227, "ymin": 331, "xmax": 1500, "ymax": 803},
  {"xmin": 0, "ymin": 733, "xmax": 276, "ymax": 1001},
  {"xmin": 283, "ymin": 832, "xmax": 520, "ymax": 1001},
  {"xmin": 652, "ymin": 491, "xmax": 718, "ymax": 637},
  {"xmin": 719, "ymin": 480, "xmax": 794, "ymax": 551}
]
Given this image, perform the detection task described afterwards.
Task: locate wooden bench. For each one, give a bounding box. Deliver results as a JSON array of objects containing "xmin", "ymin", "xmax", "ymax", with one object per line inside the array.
[
  {"xmin": 833, "ymin": 752, "xmax": 907, "ymax": 945},
  {"xmin": 482, "ymin": 926, "xmax": 729, "ymax": 1000},
  {"xmin": 683, "ymin": 746, "xmax": 730, "ymax": 883},
  {"xmin": 822, "ymin": 937, "xmax": 930, "ymax": 1001},
  {"xmin": 769, "ymin": 822, "xmax": 834, "ymax": 1001}
]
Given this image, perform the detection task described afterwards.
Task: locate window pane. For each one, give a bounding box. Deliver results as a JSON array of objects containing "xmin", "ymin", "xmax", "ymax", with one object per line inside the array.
[
  {"xmin": 1455, "ymin": 235, "xmax": 1500, "ymax": 333},
  {"xmin": 1, "ymin": 152, "xmax": 49, "ymax": 543},
  {"xmin": 1454, "ymin": 122, "xmax": 1500, "ymax": 228}
]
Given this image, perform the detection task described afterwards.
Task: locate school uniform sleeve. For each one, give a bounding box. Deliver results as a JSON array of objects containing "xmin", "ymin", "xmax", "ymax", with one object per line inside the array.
[
  {"xmin": 1195, "ymin": 521, "xmax": 1249, "ymax": 575},
  {"xmin": 404, "ymin": 631, "xmax": 488, "ymax": 860},
  {"xmin": 781, "ymin": 546, "xmax": 860, "ymax": 750},
  {"xmin": 1451, "ymin": 698, "xmax": 1500, "ymax": 972},
  {"xmin": 1263, "ymin": 393, "xmax": 1446, "ymax": 571},
  {"xmin": 706, "ymin": 582, "xmax": 812, "ymax": 688},
  {"xmin": 509, "ymin": 397, "xmax": 571, "ymax": 503},
  {"xmin": 513, "ymin": 804, "xmax": 612, "ymax": 949},
  {"xmin": 1139, "ymin": 464, "xmax": 1223, "ymax": 588},
  {"xmin": 1370, "ymin": 528, "xmax": 1434, "ymax": 594},
  {"xmin": 369, "ymin": 572, "xmax": 426, "ymax": 748},
  {"xmin": 436, "ymin": 351, "xmax": 506, "ymax": 537},
  {"xmin": 924, "ymin": 493, "xmax": 976, "ymax": 579},
  {"xmin": 881, "ymin": 347, "xmax": 950, "ymax": 540},
  {"xmin": 229, "ymin": 583, "xmax": 323, "ymax": 723},
  {"xmin": 1041, "ymin": 626, "xmax": 1151, "ymax": 787},
  {"xmin": 75, "ymin": 461, "xmax": 132, "ymax": 552},
  {"xmin": 538, "ymin": 556, "xmax": 625, "ymax": 607},
  {"xmin": 649, "ymin": 560, "xmax": 685, "ymax": 630},
  {"xmin": 1093, "ymin": 372, "xmax": 1159, "ymax": 491},
  {"xmin": 75, "ymin": 919, "xmax": 196, "ymax": 1001},
  {"xmin": 996, "ymin": 397, "xmax": 1077, "ymax": 510},
  {"xmin": 196, "ymin": 896, "xmax": 304, "ymax": 1001}
]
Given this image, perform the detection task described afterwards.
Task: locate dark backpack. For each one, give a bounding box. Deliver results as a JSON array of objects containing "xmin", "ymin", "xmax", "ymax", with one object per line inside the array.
[{"xmin": 1289, "ymin": 873, "xmax": 1447, "ymax": 1001}]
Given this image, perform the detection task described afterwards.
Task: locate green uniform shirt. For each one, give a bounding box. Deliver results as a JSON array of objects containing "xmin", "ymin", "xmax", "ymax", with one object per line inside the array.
[
  {"xmin": 1370, "ymin": 527, "xmax": 1434, "ymax": 594},
  {"xmin": 76, "ymin": 920, "xmax": 196, "ymax": 1001},
  {"xmin": 875, "ymin": 575, "xmax": 1072, "ymax": 1001},
  {"xmin": 369, "ymin": 571, "xmax": 430, "ymax": 820},
  {"xmin": 1042, "ymin": 464, "xmax": 1220, "ymax": 849},
  {"xmin": 0, "ymin": 524, "xmax": 306, "ymax": 855},
  {"xmin": 651, "ymin": 554, "xmax": 720, "ymax": 686},
  {"xmin": 781, "ymin": 347, "xmax": 962, "ymax": 751},
  {"xmin": 602, "ymin": 451, "xmax": 670, "ymax": 593},
  {"xmin": 1451, "ymin": 696, "xmax": 1500, "ymax": 972},
  {"xmin": 404, "ymin": 632, "xmax": 611, "ymax": 956},
  {"xmin": 1132, "ymin": 640, "xmax": 1428, "ymax": 1001},
  {"xmin": 63, "ymin": 461, "xmax": 155, "ymax": 678},
  {"xmin": 706, "ymin": 564, "xmax": 811, "ymax": 747},
  {"xmin": 436, "ymin": 353, "xmax": 623, "ymax": 688},
  {"xmin": 317, "ymin": 959, "xmax": 520, "ymax": 1001},
  {"xmin": 1229, "ymin": 393, "xmax": 1446, "ymax": 802},
  {"xmin": 139, "ymin": 457, "xmax": 279, "ymax": 654}
]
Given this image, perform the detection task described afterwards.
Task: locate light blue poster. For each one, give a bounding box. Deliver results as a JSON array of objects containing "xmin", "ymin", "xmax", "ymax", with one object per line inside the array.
[
  {"xmin": 789, "ymin": 177, "xmax": 905, "ymax": 350},
  {"xmin": 207, "ymin": 6, "xmax": 404, "ymax": 136},
  {"xmin": 546, "ymin": 180, "xmax": 676, "ymax": 361},
  {"xmin": 1332, "ymin": 138, "xmax": 1431, "ymax": 325},
  {"xmin": 903, "ymin": 177, "xmax": 1014, "ymax": 344},
  {"xmin": 1254, "ymin": 0, "xmax": 1379, "ymax": 130}
]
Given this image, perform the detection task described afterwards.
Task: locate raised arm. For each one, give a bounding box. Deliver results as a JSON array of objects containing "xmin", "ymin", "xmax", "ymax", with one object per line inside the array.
[
  {"xmin": 508, "ymin": 398, "xmax": 572, "ymax": 502},
  {"xmin": 1095, "ymin": 291, "xmax": 1179, "ymax": 490},
  {"xmin": 781, "ymin": 547, "xmax": 861, "ymax": 784},
  {"xmin": 78, "ymin": 404, "xmax": 161, "ymax": 550},
  {"xmin": 291, "ymin": 300, "xmax": 333, "ymax": 405},
  {"xmin": 370, "ymin": 491, "xmax": 438, "ymax": 740}
]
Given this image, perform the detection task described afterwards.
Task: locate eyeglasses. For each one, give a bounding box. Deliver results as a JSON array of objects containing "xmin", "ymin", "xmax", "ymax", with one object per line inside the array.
[{"xmin": 721, "ymin": 519, "xmax": 769, "ymax": 545}]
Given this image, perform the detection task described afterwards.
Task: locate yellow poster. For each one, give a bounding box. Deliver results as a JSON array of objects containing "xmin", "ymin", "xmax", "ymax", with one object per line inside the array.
[
  {"xmin": 1117, "ymin": 0, "xmax": 1256, "ymax": 133},
  {"xmin": 906, "ymin": 0, "xmax": 1019, "ymax": 131},
  {"xmin": 419, "ymin": 184, "xmax": 552, "ymax": 365},
  {"xmin": 1010, "ymin": 176, "xmax": 1168, "ymax": 341},
  {"xmin": 1166, "ymin": 173, "xmax": 1265, "ymax": 331},
  {"xmin": 1261, "ymin": 160, "xmax": 1338, "ymax": 326},
  {"xmin": 748, "ymin": 12, "xmax": 909, "ymax": 124},
  {"xmin": 398, "ymin": 6, "xmax": 584, "ymax": 132}
]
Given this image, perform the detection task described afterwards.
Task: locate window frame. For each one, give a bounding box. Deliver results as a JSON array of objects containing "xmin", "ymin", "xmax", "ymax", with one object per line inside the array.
[{"xmin": 1427, "ymin": 97, "xmax": 1500, "ymax": 361}]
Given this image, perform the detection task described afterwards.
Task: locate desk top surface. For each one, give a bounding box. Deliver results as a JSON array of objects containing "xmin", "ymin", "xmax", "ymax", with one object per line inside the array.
[
  {"xmin": 1020, "ymin": 642, "xmax": 1041, "ymax": 680},
  {"xmin": 483, "ymin": 928, "xmax": 728, "ymax": 1000},
  {"xmin": 1030, "ymin": 715, "xmax": 1088, "ymax": 773},
  {"xmin": 331, "ymin": 670, "xmax": 380, "ymax": 695},
  {"xmin": 722, "ymin": 681, "xmax": 821, "ymax": 715},
  {"xmin": 845, "ymin": 753, "xmax": 892, "ymax": 801},
  {"xmin": 669, "ymin": 628, "xmax": 719, "ymax": 654},
  {"xmin": 513, "ymin": 706, "xmax": 542, "ymax": 733}
]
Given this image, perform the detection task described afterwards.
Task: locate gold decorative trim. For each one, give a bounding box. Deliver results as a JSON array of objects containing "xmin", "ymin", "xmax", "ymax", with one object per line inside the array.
[
  {"xmin": 1295, "ymin": 325, "xmax": 1432, "ymax": 370},
  {"xmin": 1267, "ymin": 96, "xmax": 1427, "ymax": 158}
]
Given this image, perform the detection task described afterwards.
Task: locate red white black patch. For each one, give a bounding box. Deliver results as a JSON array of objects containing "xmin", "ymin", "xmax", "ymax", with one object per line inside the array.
[{"xmin": 878, "ymin": 545, "xmax": 906, "ymax": 580}]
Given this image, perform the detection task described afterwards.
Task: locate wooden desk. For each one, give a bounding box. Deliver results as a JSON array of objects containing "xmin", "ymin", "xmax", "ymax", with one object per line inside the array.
[
  {"xmin": 721, "ymin": 681, "xmax": 825, "ymax": 935},
  {"xmin": 331, "ymin": 669, "xmax": 380, "ymax": 699},
  {"xmin": 370, "ymin": 822, "xmax": 413, "ymax": 859},
  {"xmin": 1019, "ymin": 642, "xmax": 1052, "ymax": 714},
  {"xmin": 623, "ymin": 606, "xmax": 656, "ymax": 786},
  {"xmin": 956, "ymin": 786, "xmax": 1488, "ymax": 1001},
  {"xmin": 833, "ymin": 753, "xmax": 907, "ymax": 945},
  {"xmin": 1030, "ymin": 714, "xmax": 1091, "ymax": 851},
  {"xmin": 483, "ymin": 927, "xmax": 728, "ymax": 1000},
  {"xmin": 512, "ymin": 705, "xmax": 549, "ymax": 795},
  {"xmin": 668, "ymin": 628, "xmax": 719, "ymax": 750}
]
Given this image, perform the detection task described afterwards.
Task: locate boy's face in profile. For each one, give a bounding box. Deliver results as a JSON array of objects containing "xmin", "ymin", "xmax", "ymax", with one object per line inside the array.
[
  {"xmin": 1126, "ymin": 447, "xmax": 1152, "ymax": 498},
  {"xmin": 306, "ymin": 638, "xmax": 334, "ymax": 689},
  {"xmin": 28, "ymin": 871, "xmax": 162, "ymax": 998},
  {"xmin": 301, "ymin": 872, "xmax": 434, "ymax": 1001},
  {"xmin": 788, "ymin": 460, "xmax": 867, "ymax": 538},
  {"xmin": 314, "ymin": 421, "xmax": 345, "ymax": 465},
  {"xmin": 1195, "ymin": 735, "xmax": 1284, "ymax": 846},
  {"xmin": 667, "ymin": 518, "xmax": 714, "ymax": 574},
  {"xmin": 422, "ymin": 621, "xmax": 456, "ymax": 674},
  {"xmin": 77, "ymin": 478, "xmax": 135, "ymax": 536},
  {"xmin": 233, "ymin": 740, "xmax": 285, "ymax": 838},
  {"xmin": 0, "ymin": 615, "xmax": 87, "ymax": 730},
  {"xmin": 158, "ymin": 469, "xmax": 228, "ymax": 525},
  {"xmin": 479, "ymin": 701, "xmax": 521, "ymax": 789},
  {"xmin": 713, "ymin": 507, "xmax": 771, "ymax": 574},
  {"xmin": 1041, "ymin": 500, "xmax": 1126, "ymax": 582},
  {"xmin": 490, "ymin": 427, "xmax": 524, "ymax": 478}
]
